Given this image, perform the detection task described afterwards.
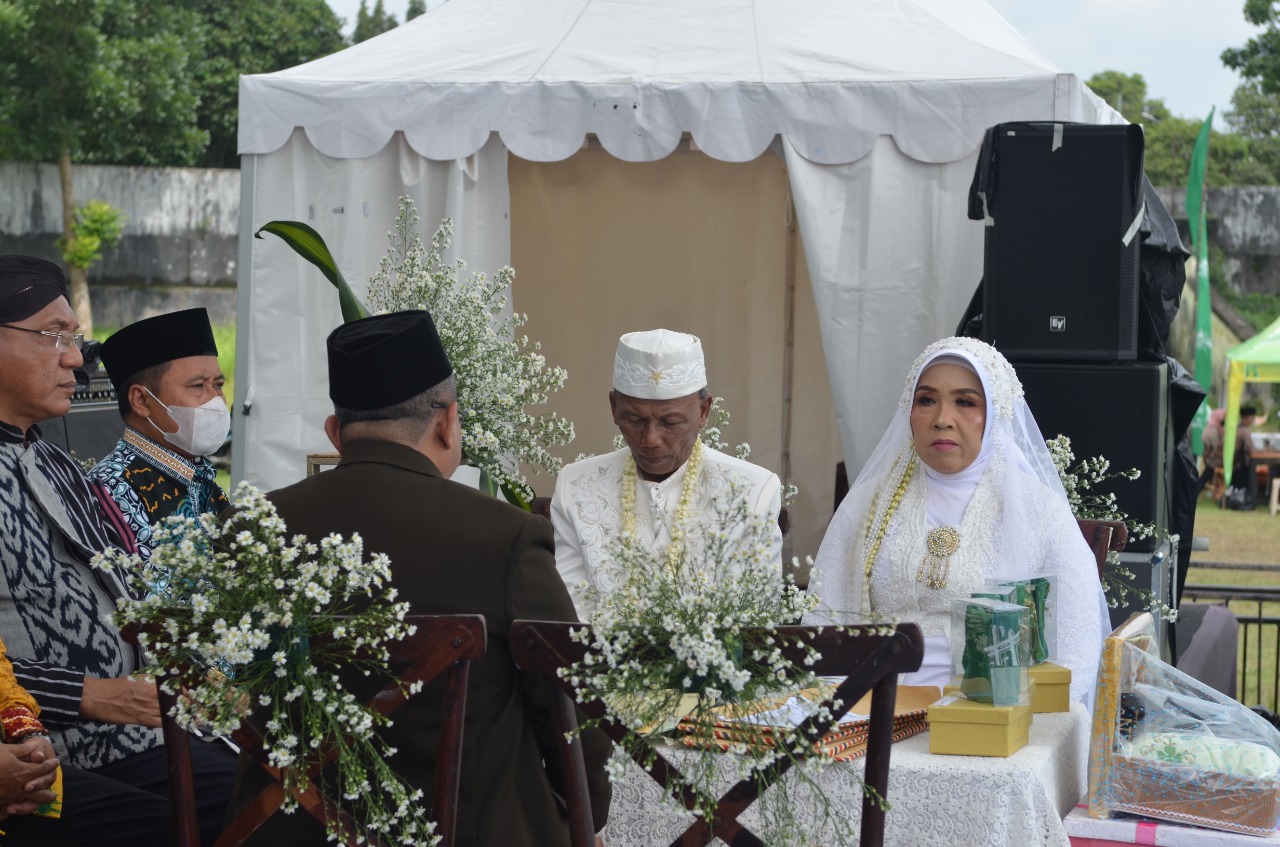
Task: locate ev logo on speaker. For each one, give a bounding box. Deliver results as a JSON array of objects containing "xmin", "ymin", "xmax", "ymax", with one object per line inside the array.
[{"xmin": 1049, "ymin": 316, "xmax": 1066, "ymax": 332}]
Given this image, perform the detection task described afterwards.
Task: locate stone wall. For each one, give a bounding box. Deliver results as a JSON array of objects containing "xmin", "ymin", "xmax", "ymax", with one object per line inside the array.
[
  {"xmin": 0, "ymin": 161, "xmax": 240, "ymax": 327},
  {"xmin": 1155, "ymin": 185, "xmax": 1280, "ymax": 297}
]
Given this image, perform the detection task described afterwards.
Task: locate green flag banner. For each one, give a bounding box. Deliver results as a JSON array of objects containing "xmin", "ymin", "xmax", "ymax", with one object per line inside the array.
[{"xmin": 1188, "ymin": 109, "xmax": 1214, "ymax": 456}]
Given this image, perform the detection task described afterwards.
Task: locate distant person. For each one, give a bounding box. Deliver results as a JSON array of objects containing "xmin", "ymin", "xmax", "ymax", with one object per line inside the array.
[{"xmin": 1199, "ymin": 404, "xmax": 1258, "ymax": 494}]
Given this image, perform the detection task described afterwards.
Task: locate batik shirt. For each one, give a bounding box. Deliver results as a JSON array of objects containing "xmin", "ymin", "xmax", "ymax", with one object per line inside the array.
[
  {"xmin": 89, "ymin": 427, "xmax": 229, "ymax": 600},
  {"xmin": 0, "ymin": 420, "xmax": 162, "ymax": 769}
]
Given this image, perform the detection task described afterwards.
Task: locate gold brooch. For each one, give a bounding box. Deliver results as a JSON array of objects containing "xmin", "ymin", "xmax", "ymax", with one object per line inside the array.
[{"xmin": 918, "ymin": 525, "xmax": 960, "ymax": 590}]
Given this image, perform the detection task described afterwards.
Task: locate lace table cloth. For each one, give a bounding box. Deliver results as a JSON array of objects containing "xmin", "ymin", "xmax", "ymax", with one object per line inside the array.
[{"xmin": 601, "ymin": 703, "xmax": 1089, "ymax": 846}]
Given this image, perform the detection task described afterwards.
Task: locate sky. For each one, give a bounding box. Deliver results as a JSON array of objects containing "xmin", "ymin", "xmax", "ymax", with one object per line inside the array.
[{"xmin": 326, "ymin": 0, "xmax": 1261, "ymax": 125}]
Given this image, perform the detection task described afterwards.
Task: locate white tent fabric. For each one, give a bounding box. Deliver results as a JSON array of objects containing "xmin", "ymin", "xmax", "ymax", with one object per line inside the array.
[
  {"xmin": 240, "ymin": 0, "xmax": 1100, "ymax": 165},
  {"xmin": 234, "ymin": 132, "xmax": 508, "ymax": 488},
  {"xmin": 235, "ymin": 0, "xmax": 1122, "ymax": 497}
]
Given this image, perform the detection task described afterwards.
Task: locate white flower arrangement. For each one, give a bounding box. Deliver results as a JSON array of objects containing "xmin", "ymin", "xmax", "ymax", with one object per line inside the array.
[
  {"xmin": 367, "ymin": 197, "xmax": 574, "ymax": 505},
  {"xmin": 1048, "ymin": 434, "xmax": 1175, "ymax": 619},
  {"xmin": 563, "ymin": 489, "xmax": 874, "ymax": 844},
  {"xmin": 93, "ymin": 483, "xmax": 436, "ymax": 846}
]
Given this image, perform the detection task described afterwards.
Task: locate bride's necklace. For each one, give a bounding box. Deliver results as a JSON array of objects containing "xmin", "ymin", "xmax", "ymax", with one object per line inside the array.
[
  {"xmin": 622, "ymin": 438, "xmax": 704, "ymax": 572},
  {"xmin": 918, "ymin": 525, "xmax": 960, "ymax": 590}
]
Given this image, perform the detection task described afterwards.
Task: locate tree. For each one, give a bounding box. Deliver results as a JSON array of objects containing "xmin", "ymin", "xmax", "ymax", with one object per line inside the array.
[
  {"xmin": 1086, "ymin": 70, "xmax": 1276, "ymax": 187},
  {"xmin": 407, "ymin": 0, "xmax": 426, "ymax": 20},
  {"xmin": 1086, "ymin": 71, "xmax": 1151, "ymax": 124},
  {"xmin": 1225, "ymin": 81, "xmax": 1280, "ymax": 184},
  {"xmin": 189, "ymin": 1, "xmax": 347, "ymax": 168},
  {"xmin": 1222, "ymin": 0, "xmax": 1280, "ymax": 94},
  {"xmin": 353, "ymin": 0, "xmax": 397, "ymax": 43},
  {"xmin": 0, "ymin": 0, "xmax": 206, "ymax": 337}
]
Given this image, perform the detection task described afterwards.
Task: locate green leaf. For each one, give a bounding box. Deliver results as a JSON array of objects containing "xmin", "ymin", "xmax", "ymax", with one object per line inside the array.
[{"xmin": 256, "ymin": 221, "xmax": 370, "ymax": 323}]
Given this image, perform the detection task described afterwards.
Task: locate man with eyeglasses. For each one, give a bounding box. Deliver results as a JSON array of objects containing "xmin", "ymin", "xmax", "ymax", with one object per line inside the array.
[{"xmin": 0, "ymin": 255, "xmax": 233, "ymax": 845}]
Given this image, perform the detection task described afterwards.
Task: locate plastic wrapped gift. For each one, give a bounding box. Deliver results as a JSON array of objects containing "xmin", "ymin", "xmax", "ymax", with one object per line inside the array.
[
  {"xmin": 950, "ymin": 597, "xmax": 1032, "ymax": 706},
  {"xmin": 1089, "ymin": 613, "xmax": 1280, "ymax": 836},
  {"xmin": 995, "ymin": 576, "xmax": 1057, "ymax": 664}
]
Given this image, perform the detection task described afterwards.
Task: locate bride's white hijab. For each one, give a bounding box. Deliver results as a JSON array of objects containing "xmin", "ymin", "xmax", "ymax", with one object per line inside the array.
[{"xmin": 809, "ymin": 336, "xmax": 1074, "ymax": 620}]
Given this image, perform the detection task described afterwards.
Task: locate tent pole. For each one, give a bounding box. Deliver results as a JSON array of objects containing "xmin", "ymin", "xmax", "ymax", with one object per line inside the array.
[
  {"xmin": 231, "ymin": 153, "xmax": 256, "ymax": 488},
  {"xmin": 781, "ymin": 197, "xmax": 797, "ymax": 494}
]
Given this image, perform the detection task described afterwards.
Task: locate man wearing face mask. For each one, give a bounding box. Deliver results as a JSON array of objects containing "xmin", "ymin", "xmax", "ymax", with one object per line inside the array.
[{"xmin": 93, "ymin": 308, "xmax": 231, "ymax": 568}]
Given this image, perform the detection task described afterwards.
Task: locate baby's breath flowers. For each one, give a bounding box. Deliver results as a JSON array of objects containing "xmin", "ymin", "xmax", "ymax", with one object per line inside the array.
[
  {"xmin": 1048, "ymin": 434, "xmax": 1175, "ymax": 619},
  {"xmin": 564, "ymin": 489, "xmax": 867, "ymax": 844},
  {"xmin": 93, "ymin": 483, "xmax": 436, "ymax": 846},
  {"xmin": 367, "ymin": 197, "xmax": 574, "ymax": 505}
]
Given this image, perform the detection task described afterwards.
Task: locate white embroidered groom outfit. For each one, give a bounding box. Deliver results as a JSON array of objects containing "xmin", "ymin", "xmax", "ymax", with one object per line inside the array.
[{"xmin": 551, "ymin": 330, "xmax": 783, "ymax": 620}]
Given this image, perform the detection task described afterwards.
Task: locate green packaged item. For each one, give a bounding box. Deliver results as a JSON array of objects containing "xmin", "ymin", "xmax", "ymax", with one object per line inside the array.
[
  {"xmin": 950, "ymin": 597, "xmax": 1031, "ymax": 706},
  {"xmin": 999, "ymin": 577, "xmax": 1054, "ymax": 664}
]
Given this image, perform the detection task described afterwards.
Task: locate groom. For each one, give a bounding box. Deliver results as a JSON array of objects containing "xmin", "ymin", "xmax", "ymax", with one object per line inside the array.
[{"xmin": 551, "ymin": 328, "xmax": 783, "ymax": 619}]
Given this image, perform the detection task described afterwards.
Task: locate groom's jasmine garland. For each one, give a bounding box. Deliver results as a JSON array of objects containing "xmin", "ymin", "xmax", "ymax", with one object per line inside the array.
[
  {"xmin": 563, "ymin": 490, "xmax": 880, "ymax": 845},
  {"xmin": 367, "ymin": 197, "xmax": 574, "ymax": 504},
  {"xmin": 93, "ymin": 483, "xmax": 437, "ymax": 846}
]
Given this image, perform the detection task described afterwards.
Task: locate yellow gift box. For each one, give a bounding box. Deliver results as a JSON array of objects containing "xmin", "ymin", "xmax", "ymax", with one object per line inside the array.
[
  {"xmin": 1029, "ymin": 662, "xmax": 1071, "ymax": 713},
  {"xmin": 928, "ymin": 694, "xmax": 1032, "ymax": 757}
]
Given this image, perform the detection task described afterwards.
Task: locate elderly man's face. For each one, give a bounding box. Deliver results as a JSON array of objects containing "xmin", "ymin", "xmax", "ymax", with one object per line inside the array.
[
  {"xmin": 610, "ymin": 390, "xmax": 713, "ymax": 482},
  {"xmin": 0, "ymin": 297, "xmax": 83, "ymax": 432}
]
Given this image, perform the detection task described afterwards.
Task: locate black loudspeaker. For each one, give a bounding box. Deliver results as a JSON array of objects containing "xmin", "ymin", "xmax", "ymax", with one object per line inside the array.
[
  {"xmin": 977, "ymin": 122, "xmax": 1145, "ymax": 361},
  {"xmin": 37, "ymin": 402, "xmax": 124, "ymax": 465},
  {"xmin": 1016, "ymin": 360, "xmax": 1170, "ymax": 552}
]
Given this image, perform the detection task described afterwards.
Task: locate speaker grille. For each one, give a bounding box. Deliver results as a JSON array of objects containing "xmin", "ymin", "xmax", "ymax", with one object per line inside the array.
[
  {"xmin": 981, "ymin": 124, "xmax": 1142, "ymax": 361},
  {"xmin": 1016, "ymin": 361, "xmax": 1169, "ymax": 551}
]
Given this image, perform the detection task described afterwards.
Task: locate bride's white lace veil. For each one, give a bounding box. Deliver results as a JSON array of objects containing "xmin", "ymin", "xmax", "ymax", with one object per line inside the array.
[{"xmin": 809, "ymin": 336, "xmax": 1070, "ymax": 621}]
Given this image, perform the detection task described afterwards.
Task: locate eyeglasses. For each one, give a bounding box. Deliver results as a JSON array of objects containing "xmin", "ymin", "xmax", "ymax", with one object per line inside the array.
[{"xmin": 0, "ymin": 324, "xmax": 84, "ymax": 353}]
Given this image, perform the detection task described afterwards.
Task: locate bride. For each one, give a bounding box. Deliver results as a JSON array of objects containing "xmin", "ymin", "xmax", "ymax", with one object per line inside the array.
[{"xmin": 808, "ymin": 337, "xmax": 1108, "ymax": 705}]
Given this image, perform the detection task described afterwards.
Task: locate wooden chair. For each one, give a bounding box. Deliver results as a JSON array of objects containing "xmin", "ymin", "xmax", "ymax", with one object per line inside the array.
[
  {"xmin": 1076, "ymin": 518, "xmax": 1129, "ymax": 580},
  {"xmin": 531, "ymin": 496, "xmax": 792, "ymax": 536},
  {"xmin": 510, "ymin": 620, "xmax": 924, "ymax": 847},
  {"xmin": 126, "ymin": 614, "xmax": 485, "ymax": 847}
]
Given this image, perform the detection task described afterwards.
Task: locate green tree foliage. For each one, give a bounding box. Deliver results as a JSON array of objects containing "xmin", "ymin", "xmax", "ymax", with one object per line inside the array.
[
  {"xmin": 0, "ymin": 0, "xmax": 205, "ymax": 334},
  {"xmin": 1222, "ymin": 0, "xmax": 1280, "ymax": 94},
  {"xmin": 1086, "ymin": 71, "xmax": 1276, "ymax": 188},
  {"xmin": 1225, "ymin": 81, "xmax": 1280, "ymax": 183},
  {"xmin": 353, "ymin": 0, "xmax": 398, "ymax": 42},
  {"xmin": 57, "ymin": 201, "xmax": 125, "ymax": 269},
  {"xmin": 0, "ymin": 0, "xmax": 206, "ymax": 167},
  {"xmin": 407, "ymin": 0, "xmax": 426, "ymax": 20},
  {"xmin": 190, "ymin": 0, "xmax": 346, "ymax": 168}
]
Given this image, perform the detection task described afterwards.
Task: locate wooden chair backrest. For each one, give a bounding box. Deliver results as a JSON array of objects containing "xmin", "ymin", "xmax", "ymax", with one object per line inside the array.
[
  {"xmin": 510, "ymin": 620, "xmax": 923, "ymax": 847},
  {"xmin": 1076, "ymin": 518, "xmax": 1129, "ymax": 580},
  {"xmin": 127, "ymin": 614, "xmax": 486, "ymax": 847}
]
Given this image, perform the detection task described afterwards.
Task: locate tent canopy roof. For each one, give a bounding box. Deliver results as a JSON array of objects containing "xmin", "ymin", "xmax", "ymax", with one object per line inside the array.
[
  {"xmin": 1228, "ymin": 312, "xmax": 1280, "ymax": 371},
  {"xmin": 239, "ymin": 0, "xmax": 1111, "ymax": 164}
]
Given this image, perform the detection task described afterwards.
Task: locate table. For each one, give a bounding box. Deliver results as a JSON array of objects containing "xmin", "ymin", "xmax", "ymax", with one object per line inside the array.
[{"xmin": 601, "ymin": 704, "xmax": 1090, "ymax": 846}]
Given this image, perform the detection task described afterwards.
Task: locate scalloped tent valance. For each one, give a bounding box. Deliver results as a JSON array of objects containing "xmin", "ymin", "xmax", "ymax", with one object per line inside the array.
[{"xmin": 238, "ymin": 0, "xmax": 1114, "ymax": 165}]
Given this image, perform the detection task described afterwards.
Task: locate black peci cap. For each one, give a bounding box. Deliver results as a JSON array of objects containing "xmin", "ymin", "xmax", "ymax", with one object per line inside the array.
[{"xmin": 327, "ymin": 310, "xmax": 453, "ymax": 411}]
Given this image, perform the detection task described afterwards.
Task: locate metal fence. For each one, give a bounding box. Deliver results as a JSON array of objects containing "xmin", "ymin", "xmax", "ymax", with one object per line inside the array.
[{"xmin": 1183, "ymin": 561, "xmax": 1280, "ymax": 712}]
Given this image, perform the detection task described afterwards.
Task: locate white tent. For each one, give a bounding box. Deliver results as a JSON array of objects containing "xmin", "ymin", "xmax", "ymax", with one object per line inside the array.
[{"xmin": 234, "ymin": 0, "xmax": 1120, "ymax": 555}]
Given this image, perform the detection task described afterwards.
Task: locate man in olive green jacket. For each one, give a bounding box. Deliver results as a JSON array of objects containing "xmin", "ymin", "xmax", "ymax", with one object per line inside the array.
[{"xmin": 229, "ymin": 311, "xmax": 611, "ymax": 846}]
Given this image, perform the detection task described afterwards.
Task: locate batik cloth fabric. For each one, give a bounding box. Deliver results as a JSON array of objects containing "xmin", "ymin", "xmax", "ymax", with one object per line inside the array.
[
  {"xmin": 89, "ymin": 427, "xmax": 229, "ymax": 598},
  {"xmin": 0, "ymin": 420, "xmax": 162, "ymax": 769}
]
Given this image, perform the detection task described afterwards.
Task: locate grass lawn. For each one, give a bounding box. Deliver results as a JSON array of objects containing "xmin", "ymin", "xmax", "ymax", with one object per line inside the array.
[{"xmin": 1185, "ymin": 491, "xmax": 1280, "ymax": 709}]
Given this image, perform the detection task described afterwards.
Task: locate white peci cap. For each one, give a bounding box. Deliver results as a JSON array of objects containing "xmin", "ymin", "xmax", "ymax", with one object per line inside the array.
[{"xmin": 612, "ymin": 329, "xmax": 707, "ymax": 400}]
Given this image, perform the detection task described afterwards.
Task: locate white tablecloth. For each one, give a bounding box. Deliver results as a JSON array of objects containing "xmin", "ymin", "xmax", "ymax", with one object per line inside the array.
[{"xmin": 601, "ymin": 703, "xmax": 1090, "ymax": 847}]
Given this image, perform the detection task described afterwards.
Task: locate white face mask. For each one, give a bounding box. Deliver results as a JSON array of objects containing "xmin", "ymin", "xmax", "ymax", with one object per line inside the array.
[{"xmin": 144, "ymin": 388, "xmax": 231, "ymax": 458}]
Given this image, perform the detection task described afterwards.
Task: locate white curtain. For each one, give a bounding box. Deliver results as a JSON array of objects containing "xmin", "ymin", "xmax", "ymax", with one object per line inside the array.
[
  {"xmin": 783, "ymin": 136, "xmax": 986, "ymax": 479},
  {"xmin": 234, "ymin": 130, "xmax": 510, "ymax": 491}
]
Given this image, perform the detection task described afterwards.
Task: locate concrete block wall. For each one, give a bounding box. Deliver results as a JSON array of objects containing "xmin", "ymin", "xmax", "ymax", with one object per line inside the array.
[{"xmin": 0, "ymin": 161, "xmax": 239, "ymax": 327}]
